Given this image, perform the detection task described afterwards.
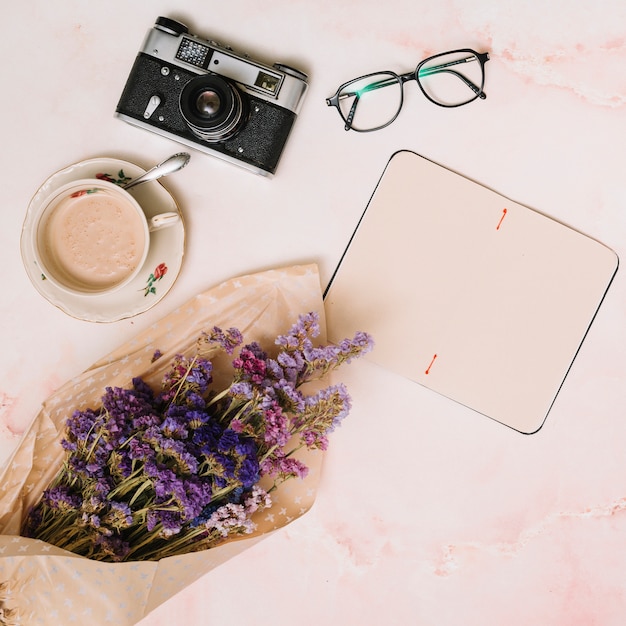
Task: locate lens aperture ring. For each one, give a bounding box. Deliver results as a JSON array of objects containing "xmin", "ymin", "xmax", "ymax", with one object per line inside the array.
[{"xmin": 180, "ymin": 74, "xmax": 246, "ymax": 142}]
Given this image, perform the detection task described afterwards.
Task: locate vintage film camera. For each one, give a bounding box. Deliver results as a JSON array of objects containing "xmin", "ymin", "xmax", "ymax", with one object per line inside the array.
[{"xmin": 115, "ymin": 17, "xmax": 308, "ymax": 176}]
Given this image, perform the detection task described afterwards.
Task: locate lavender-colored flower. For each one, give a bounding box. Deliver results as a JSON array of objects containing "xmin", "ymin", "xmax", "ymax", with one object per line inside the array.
[
  {"xmin": 262, "ymin": 401, "xmax": 290, "ymax": 448},
  {"xmin": 304, "ymin": 384, "xmax": 352, "ymax": 433},
  {"xmin": 64, "ymin": 408, "xmax": 102, "ymax": 446},
  {"xmin": 168, "ymin": 477, "xmax": 213, "ymax": 522},
  {"xmin": 161, "ymin": 438, "xmax": 199, "ymax": 474},
  {"xmin": 265, "ymin": 358, "xmax": 285, "ymax": 381},
  {"xmin": 161, "ymin": 416, "xmax": 189, "ymax": 439},
  {"xmin": 203, "ymin": 326, "xmax": 244, "ymax": 354},
  {"xmin": 276, "ymin": 350, "xmax": 305, "ymax": 383},
  {"xmin": 272, "ymin": 378, "xmax": 305, "ymax": 412},
  {"xmin": 128, "ymin": 438, "xmax": 154, "ymax": 461},
  {"xmin": 105, "ymin": 501, "xmax": 133, "ymax": 529},
  {"xmin": 95, "ymin": 534, "xmax": 130, "ymax": 561},
  {"xmin": 185, "ymin": 391, "xmax": 206, "ymax": 409},
  {"xmin": 204, "ymin": 502, "xmax": 255, "ymax": 538},
  {"xmin": 303, "ymin": 343, "xmax": 341, "ymax": 368},
  {"xmin": 80, "ymin": 512, "xmax": 101, "ymax": 529},
  {"xmin": 243, "ymin": 485, "xmax": 272, "ymax": 514},
  {"xmin": 275, "ymin": 312, "xmax": 321, "ymax": 350},
  {"xmin": 229, "ymin": 381, "xmax": 254, "ymax": 399},
  {"xmin": 186, "ymin": 358, "xmax": 213, "ymax": 393},
  {"xmin": 156, "ymin": 511, "xmax": 183, "ymax": 537},
  {"xmin": 338, "ymin": 331, "xmax": 375, "ymax": 361},
  {"xmin": 260, "ymin": 454, "xmax": 309, "ymax": 481},
  {"xmin": 43, "ymin": 486, "xmax": 82, "ymax": 512}
]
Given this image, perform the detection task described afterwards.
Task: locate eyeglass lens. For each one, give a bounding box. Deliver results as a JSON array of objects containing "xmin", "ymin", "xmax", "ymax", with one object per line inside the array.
[
  {"xmin": 335, "ymin": 72, "xmax": 402, "ymax": 132},
  {"xmin": 417, "ymin": 50, "xmax": 484, "ymax": 107}
]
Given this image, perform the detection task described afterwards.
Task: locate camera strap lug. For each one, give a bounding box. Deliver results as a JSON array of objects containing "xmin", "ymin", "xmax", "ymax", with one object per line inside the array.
[{"xmin": 143, "ymin": 95, "xmax": 162, "ymax": 119}]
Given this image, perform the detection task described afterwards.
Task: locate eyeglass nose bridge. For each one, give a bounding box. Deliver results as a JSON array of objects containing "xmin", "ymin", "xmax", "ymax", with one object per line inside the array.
[{"xmin": 399, "ymin": 71, "xmax": 418, "ymax": 84}]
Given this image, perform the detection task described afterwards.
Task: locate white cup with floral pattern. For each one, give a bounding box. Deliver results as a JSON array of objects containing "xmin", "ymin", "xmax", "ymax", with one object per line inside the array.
[{"xmin": 33, "ymin": 178, "xmax": 179, "ymax": 296}]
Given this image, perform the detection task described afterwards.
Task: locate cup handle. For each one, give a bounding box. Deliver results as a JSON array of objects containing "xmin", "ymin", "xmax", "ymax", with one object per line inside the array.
[{"xmin": 148, "ymin": 212, "xmax": 180, "ymax": 232}]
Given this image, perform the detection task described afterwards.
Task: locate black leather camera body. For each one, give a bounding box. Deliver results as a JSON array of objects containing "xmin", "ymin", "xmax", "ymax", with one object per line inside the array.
[{"xmin": 115, "ymin": 17, "xmax": 308, "ymax": 176}]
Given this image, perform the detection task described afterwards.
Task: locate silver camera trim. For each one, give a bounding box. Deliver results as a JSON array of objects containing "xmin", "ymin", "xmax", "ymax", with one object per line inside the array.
[{"xmin": 141, "ymin": 25, "xmax": 308, "ymax": 114}]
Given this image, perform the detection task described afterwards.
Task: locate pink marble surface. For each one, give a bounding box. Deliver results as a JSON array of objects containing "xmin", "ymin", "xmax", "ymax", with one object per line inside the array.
[{"xmin": 2, "ymin": 1, "xmax": 626, "ymax": 624}]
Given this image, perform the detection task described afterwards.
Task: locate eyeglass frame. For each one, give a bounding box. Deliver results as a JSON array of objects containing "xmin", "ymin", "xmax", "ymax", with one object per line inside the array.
[{"xmin": 325, "ymin": 48, "xmax": 490, "ymax": 132}]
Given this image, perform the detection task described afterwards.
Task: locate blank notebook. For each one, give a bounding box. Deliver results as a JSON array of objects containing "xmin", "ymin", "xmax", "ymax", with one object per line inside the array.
[{"xmin": 324, "ymin": 151, "xmax": 618, "ymax": 433}]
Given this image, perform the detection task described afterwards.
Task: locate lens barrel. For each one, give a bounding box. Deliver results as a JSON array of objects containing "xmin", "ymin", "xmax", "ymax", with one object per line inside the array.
[{"xmin": 180, "ymin": 74, "xmax": 246, "ymax": 142}]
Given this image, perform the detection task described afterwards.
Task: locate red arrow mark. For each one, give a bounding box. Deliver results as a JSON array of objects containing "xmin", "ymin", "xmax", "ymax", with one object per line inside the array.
[{"xmin": 496, "ymin": 208, "xmax": 507, "ymax": 230}]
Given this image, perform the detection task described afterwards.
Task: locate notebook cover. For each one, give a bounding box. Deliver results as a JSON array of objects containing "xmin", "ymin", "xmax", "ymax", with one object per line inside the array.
[{"xmin": 324, "ymin": 151, "xmax": 618, "ymax": 433}]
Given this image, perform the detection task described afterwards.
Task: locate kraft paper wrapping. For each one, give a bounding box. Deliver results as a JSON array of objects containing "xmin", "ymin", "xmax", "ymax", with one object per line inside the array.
[{"xmin": 0, "ymin": 264, "xmax": 327, "ymax": 624}]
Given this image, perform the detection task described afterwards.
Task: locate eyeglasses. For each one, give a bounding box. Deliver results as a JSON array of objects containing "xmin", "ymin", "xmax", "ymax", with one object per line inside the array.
[{"xmin": 326, "ymin": 49, "xmax": 489, "ymax": 132}]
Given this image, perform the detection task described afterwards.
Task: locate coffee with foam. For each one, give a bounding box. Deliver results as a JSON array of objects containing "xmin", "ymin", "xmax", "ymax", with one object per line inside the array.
[{"xmin": 37, "ymin": 182, "xmax": 148, "ymax": 294}]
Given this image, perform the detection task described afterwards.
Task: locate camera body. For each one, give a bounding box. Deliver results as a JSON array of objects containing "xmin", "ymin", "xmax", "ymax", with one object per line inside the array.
[{"xmin": 115, "ymin": 17, "xmax": 308, "ymax": 176}]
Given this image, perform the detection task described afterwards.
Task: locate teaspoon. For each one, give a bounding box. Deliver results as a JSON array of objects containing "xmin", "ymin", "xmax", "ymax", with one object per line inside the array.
[{"xmin": 123, "ymin": 152, "xmax": 191, "ymax": 190}]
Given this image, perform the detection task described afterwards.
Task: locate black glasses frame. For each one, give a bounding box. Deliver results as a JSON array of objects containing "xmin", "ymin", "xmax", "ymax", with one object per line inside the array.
[{"xmin": 326, "ymin": 48, "xmax": 490, "ymax": 132}]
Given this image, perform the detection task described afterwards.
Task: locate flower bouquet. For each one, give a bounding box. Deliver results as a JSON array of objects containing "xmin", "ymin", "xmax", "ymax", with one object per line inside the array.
[
  {"xmin": 0, "ymin": 265, "xmax": 373, "ymax": 624},
  {"xmin": 21, "ymin": 312, "xmax": 372, "ymax": 563}
]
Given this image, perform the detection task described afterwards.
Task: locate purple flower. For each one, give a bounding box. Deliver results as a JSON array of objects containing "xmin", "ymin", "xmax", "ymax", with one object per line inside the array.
[
  {"xmin": 161, "ymin": 438, "xmax": 199, "ymax": 474},
  {"xmin": 262, "ymin": 401, "xmax": 290, "ymax": 447},
  {"xmin": 306, "ymin": 384, "xmax": 352, "ymax": 432},
  {"xmin": 233, "ymin": 346, "xmax": 267, "ymax": 384},
  {"xmin": 301, "ymin": 430, "xmax": 329, "ymax": 451},
  {"xmin": 93, "ymin": 501, "xmax": 134, "ymax": 531},
  {"xmin": 276, "ymin": 350, "xmax": 305, "ymax": 382},
  {"xmin": 243, "ymin": 485, "xmax": 271, "ymax": 514},
  {"xmin": 260, "ymin": 454, "xmax": 309, "ymax": 480},
  {"xmin": 43, "ymin": 486, "xmax": 82, "ymax": 511},
  {"xmin": 95, "ymin": 535, "xmax": 130, "ymax": 561},
  {"xmin": 132, "ymin": 377, "xmax": 156, "ymax": 402},
  {"xmin": 161, "ymin": 416, "xmax": 189, "ymax": 439},
  {"xmin": 229, "ymin": 381, "xmax": 254, "ymax": 399},
  {"xmin": 186, "ymin": 358, "xmax": 213, "ymax": 392},
  {"xmin": 64, "ymin": 408, "xmax": 102, "ymax": 446},
  {"xmin": 217, "ymin": 429, "xmax": 239, "ymax": 451},
  {"xmin": 238, "ymin": 456, "xmax": 260, "ymax": 488},
  {"xmin": 204, "ymin": 502, "xmax": 255, "ymax": 537},
  {"xmin": 276, "ymin": 312, "xmax": 321, "ymax": 350},
  {"xmin": 148, "ymin": 510, "xmax": 183, "ymax": 537},
  {"xmin": 204, "ymin": 326, "xmax": 244, "ymax": 354},
  {"xmin": 272, "ymin": 379, "xmax": 305, "ymax": 412},
  {"xmin": 338, "ymin": 331, "xmax": 375, "ymax": 361}
]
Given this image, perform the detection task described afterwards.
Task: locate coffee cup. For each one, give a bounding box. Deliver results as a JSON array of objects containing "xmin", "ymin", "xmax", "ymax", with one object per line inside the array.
[{"xmin": 33, "ymin": 178, "xmax": 180, "ymax": 296}]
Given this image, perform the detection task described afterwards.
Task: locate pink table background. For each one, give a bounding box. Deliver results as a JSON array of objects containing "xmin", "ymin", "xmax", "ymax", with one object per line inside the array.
[{"xmin": 2, "ymin": 1, "xmax": 625, "ymax": 624}]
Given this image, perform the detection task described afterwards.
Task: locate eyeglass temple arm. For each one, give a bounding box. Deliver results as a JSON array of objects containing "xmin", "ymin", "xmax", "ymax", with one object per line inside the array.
[{"xmin": 344, "ymin": 94, "xmax": 360, "ymax": 131}]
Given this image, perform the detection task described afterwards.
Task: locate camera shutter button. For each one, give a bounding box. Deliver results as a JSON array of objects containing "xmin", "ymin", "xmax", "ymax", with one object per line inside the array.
[{"xmin": 143, "ymin": 95, "xmax": 161, "ymax": 119}]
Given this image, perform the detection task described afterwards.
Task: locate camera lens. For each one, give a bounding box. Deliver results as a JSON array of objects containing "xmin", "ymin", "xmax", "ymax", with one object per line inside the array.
[
  {"xmin": 196, "ymin": 90, "xmax": 221, "ymax": 116},
  {"xmin": 180, "ymin": 74, "xmax": 246, "ymax": 142}
]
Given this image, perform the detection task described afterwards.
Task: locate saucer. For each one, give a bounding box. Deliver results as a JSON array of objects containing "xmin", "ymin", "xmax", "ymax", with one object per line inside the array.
[{"xmin": 21, "ymin": 157, "xmax": 185, "ymax": 322}]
